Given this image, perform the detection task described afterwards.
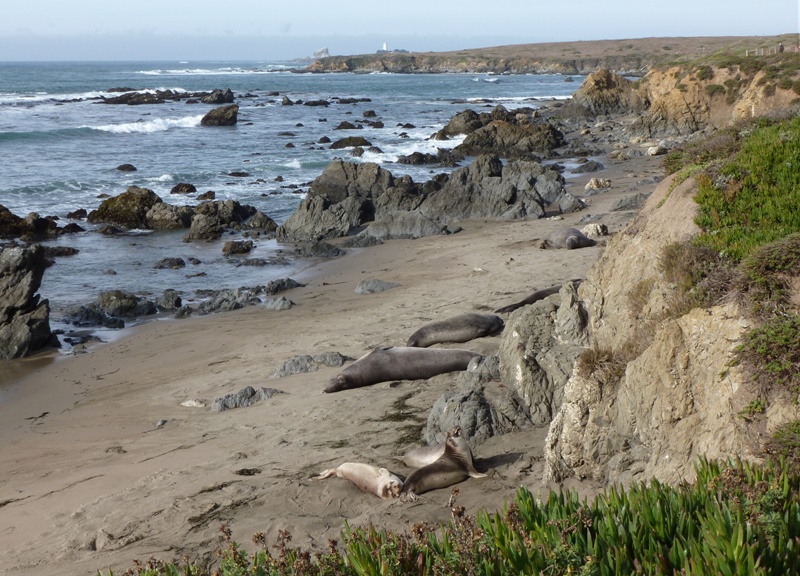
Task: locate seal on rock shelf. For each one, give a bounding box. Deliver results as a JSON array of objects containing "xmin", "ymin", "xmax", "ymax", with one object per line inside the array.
[
  {"xmin": 324, "ymin": 346, "xmax": 483, "ymax": 393},
  {"xmin": 400, "ymin": 430, "xmax": 486, "ymax": 502},
  {"xmin": 400, "ymin": 426, "xmax": 486, "ymax": 481},
  {"xmin": 494, "ymin": 279, "xmax": 583, "ymax": 314},
  {"xmin": 406, "ymin": 312, "xmax": 504, "ymax": 347},
  {"xmin": 313, "ymin": 462, "xmax": 403, "ymax": 499},
  {"xmin": 538, "ymin": 227, "xmax": 596, "ymax": 250}
]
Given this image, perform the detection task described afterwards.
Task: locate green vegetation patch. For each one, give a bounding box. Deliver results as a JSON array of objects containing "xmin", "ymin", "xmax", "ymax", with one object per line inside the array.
[
  {"xmin": 102, "ymin": 457, "xmax": 800, "ymax": 576},
  {"xmin": 694, "ymin": 116, "xmax": 800, "ymax": 262}
]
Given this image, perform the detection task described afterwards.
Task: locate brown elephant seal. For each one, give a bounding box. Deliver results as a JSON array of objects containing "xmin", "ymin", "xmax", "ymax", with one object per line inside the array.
[
  {"xmin": 400, "ymin": 427, "xmax": 486, "ymax": 480},
  {"xmin": 324, "ymin": 346, "xmax": 483, "ymax": 393},
  {"xmin": 538, "ymin": 227, "xmax": 596, "ymax": 250},
  {"xmin": 400, "ymin": 431, "xmax": 485, "ymax": 502},
  {"xmin": 313, "ymin": 462, "xmax": 403, "ymax": 499},
  {"xmin": 494, "ymin": 279, "xmax": 583, "ymax": 314},
  {"xmin": 406, "ymin": 313, "xmax": 504, "ymax": 347}
]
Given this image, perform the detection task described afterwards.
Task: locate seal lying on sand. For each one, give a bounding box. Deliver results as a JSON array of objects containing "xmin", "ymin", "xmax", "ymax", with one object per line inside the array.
[
  {"xmin": 494, "ymin": 279, "xmax": 583, "ymax": 314},
  {"xmin": 538, "ymin": 227, "xmax": 596, "ymax": 250},
  {"xmin": 406, "ymin": 313, "xmax": 504, "ymax": 347},
  {"xmin": 400, "ymin": 430, "xmax": 485, "ymax": 502},
  {"xmin": 400, "ymin": 426, "xmax": 486, "ymax": 480},
  {"xmin": 324, "ymin": 346, "xmax": 482, "ymax": 393},
  {"xmin": 313, "ymin": 462, "xmax": 403, "ymax": 499}
]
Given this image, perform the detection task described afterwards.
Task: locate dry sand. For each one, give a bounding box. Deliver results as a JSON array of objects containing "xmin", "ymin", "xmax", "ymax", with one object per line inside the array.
[{"xmin": 0, "ymin": 141, "xmax": 665, "ymax": 575}]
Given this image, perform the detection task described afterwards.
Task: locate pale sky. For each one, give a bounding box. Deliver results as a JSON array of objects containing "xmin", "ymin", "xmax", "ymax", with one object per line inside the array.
[{"xmin": 1, "ymin": 0, "xmax": 798, "ymax": 61}]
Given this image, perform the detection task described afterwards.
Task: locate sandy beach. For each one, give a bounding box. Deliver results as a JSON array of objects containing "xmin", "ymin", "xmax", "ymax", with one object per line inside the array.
[{"xmin": 0, "ymin": 144, "xmax": 665, "ymax": 575}]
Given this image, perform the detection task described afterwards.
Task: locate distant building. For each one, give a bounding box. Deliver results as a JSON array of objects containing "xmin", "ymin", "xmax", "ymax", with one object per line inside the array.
[{"xmin": 376, "ymin": 42, "xmax": 409, "ymax": 55}]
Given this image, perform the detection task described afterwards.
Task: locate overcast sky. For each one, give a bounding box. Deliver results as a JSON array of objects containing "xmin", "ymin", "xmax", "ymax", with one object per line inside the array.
[{"xmin": 2, "ymin": 0, "xmax": 798, "ymax": 61}]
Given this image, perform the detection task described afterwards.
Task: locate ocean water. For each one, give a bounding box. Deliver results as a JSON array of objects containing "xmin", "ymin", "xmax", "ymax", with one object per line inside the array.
[{"xmin": 0, "ymin": 60, "xmax": 581, "ymax": 335}]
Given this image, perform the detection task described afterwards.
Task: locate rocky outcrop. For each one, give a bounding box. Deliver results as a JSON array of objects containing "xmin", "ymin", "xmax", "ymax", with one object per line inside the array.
[
  {"xmin": 184, "ymin": 200, "xmax": 258, "ymax": 241},
  {"xmin": 425, "ymin": 356, "xmax": 531, "ymax": 447},
  {"xmin": 497, "ymin": 281, "xmax": 587, "ymax": 427},
  {"xmin": 561, "ymin": 69, "xmax": 645, "ymax": 117},
  {"xmin": 145, "ymin": 202, "xmax": 194, "ymax": 230},
  {"xmin": 88, "ymin": 186, "xmax": 162, "ymax": 229},
  {"xmin": 418, "ymin": 155, "xmax": 564, "ymax": 222},
  {"xmin": 201, "ymin": 104, "xmax": 239, "ymax": 126},
  {"xmin": 454, "ymin": 120, "xmax": 565, "ymax": 158},
  {"xmin": 0, "ymin": 246, "xmax": 54, "ymax": 359},
  {"xmin": 540, "ymin": 174, "xmax": 781, "ymax": 487},
  {"xmin": 277, "ymin": 155, "xmax": 569, "ymax": 242}
]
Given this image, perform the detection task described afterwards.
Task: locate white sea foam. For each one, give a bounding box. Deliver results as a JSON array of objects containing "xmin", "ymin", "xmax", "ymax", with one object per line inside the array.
[
  {"xmin": 137, "ymin": 65, "xmax": 291, "ymax": 76},
  {"xmin": 283, "ymin": 159, "xmax": 302, "ymax": 169},
  {"xmin": 85, "ymin": 115, "xmax": 203, "ymax": 134},
  {"xmin": 155, "ymin": 174, "xmax": 175, "ymax": 182}
]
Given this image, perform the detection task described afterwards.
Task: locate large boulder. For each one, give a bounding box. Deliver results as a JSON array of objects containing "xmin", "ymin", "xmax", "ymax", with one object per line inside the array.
[
  {"xmin": 497, "ymin": 282, "xmax": 586, "ymax": 426},
  {"xmin": 200, "ymin": 88, "xmax": 234, "ymax": 104},
  {"xmin": 87, "ymin": 186, "xmax": 162, "ymax": 229},
  {"xmin": 277, "ymin": 160, "xmax": 395, "ymax": 241},
  {"xmin": 0, "ymin": 246, "xmax": 54, "ymax": 359},
  {"xmin": 201, "ymin": 104, "xmax": 239, "ymax": 126},
  {"xmin": 562, "ymin": 69, "xmax": 645, "ymax": 117},
  {"xmin": 418, "ymin": 155, "xmax": 564, "ymax": 221},
  {"xmin": 184, "ymin": 200, "xmax": 257, "ymax": 241},
  {"xmin": 145, "ymin": 202, "xmax": 194, "ymax": 230}
]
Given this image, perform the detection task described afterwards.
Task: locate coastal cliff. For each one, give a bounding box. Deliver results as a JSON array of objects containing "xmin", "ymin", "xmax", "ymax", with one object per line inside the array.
[{"xmin": 305, "ymin": 35, "xmax": 792, "ymax": 75}]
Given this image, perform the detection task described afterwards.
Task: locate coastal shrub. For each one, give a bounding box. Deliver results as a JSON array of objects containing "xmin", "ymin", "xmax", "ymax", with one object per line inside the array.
[
  {"xmin": 738, "ymin": 315, "xmax": 800, "ymax": 396},
  {"xmin": 102, "ymin": 457, "xmax": 800, "ymax": 576},
  {"xmin": 706, "ymin": 83, "xmax": 726, "ymax": 97},
  {"xmin": 695, "ymin": 65, "xmax": 714, "ymax": 80},
  {"xmin": 694, "ymin": 115, "xmax": 800, "ymax": 262}
]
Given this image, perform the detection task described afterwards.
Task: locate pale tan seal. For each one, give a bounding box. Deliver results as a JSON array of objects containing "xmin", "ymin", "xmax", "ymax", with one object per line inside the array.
[
  {"xmin": 494, "ymin": 279, "xmax": 583, "ymax": 314},
  {"xmin": 406, "ymin": 313, "xmax": 504, "ymax": 347},
  {"xmin": 400, "ymin": 430, "xmax": 486, "ymax": 502},
  {"xmin": 313, "ymin": 462, "xmax": 403, "ymax": 500},
  {"xmin": 324, "ymin": 346, "xmax": 482, "ymax": 393}
]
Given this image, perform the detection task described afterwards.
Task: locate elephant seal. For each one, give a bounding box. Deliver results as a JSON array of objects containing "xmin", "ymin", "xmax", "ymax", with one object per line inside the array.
[
  {"xmin": 400, "ymin": 430, "xmax": 485, "ymax": 502},
  {"xmin": 494, "ymin": 279, "xmax": 583, "ymax": 314},
  {"xmin": 313, "ymin": 462, "xmax": 403, "ymax": 500},
  {"xmin": 406, "ymin": 313, "xmax": 504, "ymax": 347},
  {"xmin": 324, "ymin": 346, "xmax": 482, "ymax": 393},
  {"xmin": 400, "ymin": 427, "xmax": 486, "ymax": 480},
  {"xmin": 538, "ymin": 227, "xmax": 596, "ymax": 250}
]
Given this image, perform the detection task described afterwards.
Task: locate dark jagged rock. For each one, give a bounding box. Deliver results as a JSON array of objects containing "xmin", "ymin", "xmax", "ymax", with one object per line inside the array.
[
  {"xmin": 156, "ymin": 289, "xmax": 182, "ymax": 310},
  {"xmin": 200, "ymin": 88, "xmax": 234, "ymax": 104},
  {"xmin": 87, "ymin": 186, "xmax": 162, "ymax": 229},
  {"xmin": 0, "ymin": 246, "xmax": 54, "ymax": 359},
  {"xmin": 116, "ymin": 163, "xmax": 137, "ymax": 172},
  {"xmin": 293, "ymin": 241, "xmax": 345, "ymax": 259},
  {"xmin": 145, "ymin": 202, "xmax": 194, "ymax": 230},
  {"xmin": 272, "ymin": 351, "xmax": 354, "ymax": 378},
  {"xmin": 170, "ymin": 183, "xmax": 197, "ymax": 194},
  {"xmin": 63, "ymin": 306, "xmax": 125, "ymax": 329},
  {"xmin": 222, "ymin": 240, "xmax": 254, "ymax": 255},
  {"xmin": 264, "ymin": 278, "xmax": 306, "ymax": 295},
  {"xmin": 212, "ymin": 386, "xmax": 285, "ymax": 413},
  {"xmin": 95, "ymin": 290, "xmax": 157, "ymax": 318},
  {"xmin": 454, "ymin": 120, "xmax": 565, "ymax": 158},
  {"xmin": 154, "ymin": 257, "xmax": 186, "ymax": 269},
  {"xmin": 184, "ymin": 200, "xmax": 257, "ymax": 241},
  {"xmin": 330, "ymin": 136, "xmax": 372, "ymax": 149},
  {"xmin": 200, "ymin": 104, "xmax": 239, "ymax": 126}
]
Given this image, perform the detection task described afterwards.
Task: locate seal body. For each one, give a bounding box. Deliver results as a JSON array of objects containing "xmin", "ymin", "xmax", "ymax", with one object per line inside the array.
[
  {"xmin": 539, "ymin": 227, "xmax": 596, "ymax": 250},
  {"xmin": 401, "ymin": 427, "xmax": 486, "ymax": 479},
  {"xmin": 494, "ymin": 279, "xmax": 582, "ymax": 314},
  {"xmin": 324, "ymin": 346, "xmax": 482, "ymax": 393},
  {"xmin": 400, "ymin": 432, "xmax": 485, "ymax": 502},
  {"xmin": 406, "ymin": 313, "xmax": 504, "ymax": 347},
  {"xmin": 313, "ymin": 462, "xmax": 403, "ymax": 499}
]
